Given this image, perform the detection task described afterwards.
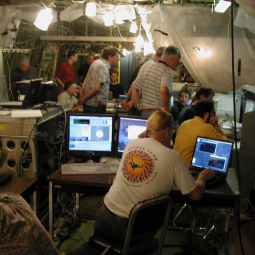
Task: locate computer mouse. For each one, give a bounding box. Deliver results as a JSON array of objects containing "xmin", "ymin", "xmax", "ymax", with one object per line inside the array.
[{"xmin": 86, "ymin": 159, "xmax": 94, "ymax": 163}]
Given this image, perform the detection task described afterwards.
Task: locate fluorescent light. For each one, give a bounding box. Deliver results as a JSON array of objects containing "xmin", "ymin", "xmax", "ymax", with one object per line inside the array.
[
  {"xmin": 130, "ymin": 22, "xmax": 137, "ymax": 33},
  {"xmin": 215, "ymin": 0, "xmax": 231, "ymax": 13},
  {"xmin": 85, "ymin": 1, "xmax": 96, "ymax": 17},
  {"xmin": 34, "ymin": 8, "xmax": 53, "ymax": 31}
]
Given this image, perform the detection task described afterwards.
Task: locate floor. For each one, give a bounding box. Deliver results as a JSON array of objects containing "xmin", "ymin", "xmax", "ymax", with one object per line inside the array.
[{"xmin": 52, "ymin": 195, "xmax": 255, "ymax": 255}]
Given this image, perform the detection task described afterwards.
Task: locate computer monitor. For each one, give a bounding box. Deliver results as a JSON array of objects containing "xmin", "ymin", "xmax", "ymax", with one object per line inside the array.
[
  {"xmin": 244, "ymin": 99, "xmax": 255, "ymax": 114},
  {"xmin": 35, "ymin": 81, "xmax": 58, "ymax": 103},
  {"xmin": 116, "ymin": 115, "xmax": 147, "ymax": 157},
  {"xmin": 213, "ymin": 94, "xmax": 242, "ymax": 122},
  {"xmin": 22, "ymin": 79, "xmax": 42, "ymax": 108},
  {"xmin": 66, "ymin": 113, "xmax": 115, "ymax": 161}
]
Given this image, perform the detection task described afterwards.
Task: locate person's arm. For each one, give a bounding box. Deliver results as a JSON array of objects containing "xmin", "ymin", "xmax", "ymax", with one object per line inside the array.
[
  {"xmin": 78, "ymin": 82, "xmax": 101, "ymax": 105},
  {"xmin": 160, "ymin": 86, "xmax": 170, "ymax": 112},
  {"xmin": 131, "ymin": 85, "xmax": 140, "ymax": 105},
  {"xmin": 210, "ymin": 115, "xmax": 228, "ymax": 138},
  {"xmin": 187, "ymin": 169, "xmax": 215, "ymax": 201},
  {"xmin": 55, "ymin": 76, "xmax": 65, "ymax": 88}
]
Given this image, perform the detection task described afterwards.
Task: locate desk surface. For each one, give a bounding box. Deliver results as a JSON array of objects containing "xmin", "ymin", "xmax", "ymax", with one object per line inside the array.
[
  {"xmin": 0, "ymin": 177, "xmax": 37, "ymax": 197},
  {"xmin": 48, "ymin": 164, "xmax": 240, "ymax": 202}
]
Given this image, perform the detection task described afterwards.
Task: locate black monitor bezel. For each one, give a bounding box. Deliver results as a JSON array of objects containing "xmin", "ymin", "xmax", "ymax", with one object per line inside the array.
[
  {"xmin": 66, "ymin": 113, "xmax": 116, "ymax": 160},
  {"xmin": 22, "ymin": 79, "xmax": 42, "ymax": 108},
  {"xmin": 115, "ymin": 114, "xmax": 148, "ymax": 158}
]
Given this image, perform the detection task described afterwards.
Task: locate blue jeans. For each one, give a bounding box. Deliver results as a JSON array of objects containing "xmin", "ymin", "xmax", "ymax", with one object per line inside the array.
[{"xmin": 83, "ymin": 103, "xmax": 106, "ymax": 114}]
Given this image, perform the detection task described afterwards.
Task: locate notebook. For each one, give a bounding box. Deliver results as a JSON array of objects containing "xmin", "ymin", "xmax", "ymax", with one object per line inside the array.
[
  {"xmin": 190, "ymin": 136, "xmax": 233, "ymax": 188},
  {"xmin": 117, "ymin": 94, "xmax": 127, "ymax": 113},
  {"xmin": 225, "ymin": 113, "xmax": 242, "ymax": 140}
]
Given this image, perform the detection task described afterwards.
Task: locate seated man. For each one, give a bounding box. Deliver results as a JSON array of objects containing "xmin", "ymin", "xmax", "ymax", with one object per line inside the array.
[
  {"xmin": 58, "ymin": 81, "xmax": 81, "ymax": 112},
  {"xmin": 109, "ymin": 68, "xmax": 124, "ymax": 102},
  {"xmin": 0, "ymin": 193, "xmax": 58, "ymax": 255},
  {"xmin": 94, "ymin": 111, "xmax": 215, "ymax": 243},
  {"xmin": 170, "ymin": 89, "xmax": 191, "ymax": 122},
  {"xmin": 178, "ymin": 86, "xmax": 215, "ymax": 126},
  {"xmin": 11, "ymin": 55, "xmax": 39, "ymax": 100},
  {"xmin": 173, "ymin": 100, "xmax": 228, "ymax": 165}
]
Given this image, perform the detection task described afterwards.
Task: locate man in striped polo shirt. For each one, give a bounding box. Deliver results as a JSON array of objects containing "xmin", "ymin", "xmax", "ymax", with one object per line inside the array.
[{"xmin": 131, "ymin": 45, "xmax": 181, "ymax": 118}]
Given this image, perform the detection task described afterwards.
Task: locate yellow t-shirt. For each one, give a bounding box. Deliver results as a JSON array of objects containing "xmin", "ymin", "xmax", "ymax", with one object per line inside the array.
[{"xmin": 173, "ymin": 116, "xmax": 228, "ymax": 165}]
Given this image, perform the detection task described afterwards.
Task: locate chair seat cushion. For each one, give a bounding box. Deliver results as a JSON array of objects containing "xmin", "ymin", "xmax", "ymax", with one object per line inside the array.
[{"xmin": 89, "ymin": 234, "xmax": 158, "ymax": 255}]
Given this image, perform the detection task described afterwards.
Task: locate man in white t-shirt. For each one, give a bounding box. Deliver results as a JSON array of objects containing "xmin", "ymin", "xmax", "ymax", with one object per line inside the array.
[{"xmin": 94, "ymin": 111, "xmax": 215, "ymax": 243}]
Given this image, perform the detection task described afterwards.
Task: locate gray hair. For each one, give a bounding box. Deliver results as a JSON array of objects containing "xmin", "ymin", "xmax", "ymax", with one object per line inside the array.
[
  {"xmin": 18, "ymin": 55, "xmax": 29, "ymax": 64},
  {"xmin": 161, "ymin": 45, "xmax": 181, "ymax": 61}
]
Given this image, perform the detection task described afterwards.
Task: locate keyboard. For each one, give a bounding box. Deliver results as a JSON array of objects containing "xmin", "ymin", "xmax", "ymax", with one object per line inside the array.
[{"xmin": 61, "ymin": 163, "xmax": 119, "ymax": 175}]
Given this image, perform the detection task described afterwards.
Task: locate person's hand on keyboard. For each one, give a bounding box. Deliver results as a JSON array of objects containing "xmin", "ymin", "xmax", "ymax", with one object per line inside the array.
[{"xmin": 197, "ymin": 169, "xmax": 215, "ymax": 181}]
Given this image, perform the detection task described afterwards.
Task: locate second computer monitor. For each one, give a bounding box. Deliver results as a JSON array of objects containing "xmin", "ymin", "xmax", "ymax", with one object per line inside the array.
[{"xmin": 116, "ymin": 115, "xmax": 147, "ymax": 157}]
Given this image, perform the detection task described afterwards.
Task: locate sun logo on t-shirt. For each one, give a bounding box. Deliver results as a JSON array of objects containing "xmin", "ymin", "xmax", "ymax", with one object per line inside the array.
[{"xmin": 122, "ymin": 149, "xmax": 155, "ymax": 183}]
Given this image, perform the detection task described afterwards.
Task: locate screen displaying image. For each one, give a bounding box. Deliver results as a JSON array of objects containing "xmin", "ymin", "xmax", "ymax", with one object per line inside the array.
[
  {"xmin": 68, "ymin": 115, "xmax": 113, "ymax": 152},
  {"xmin": 117, "ymin": 116, "xmax": 147, "ymax": 153}
]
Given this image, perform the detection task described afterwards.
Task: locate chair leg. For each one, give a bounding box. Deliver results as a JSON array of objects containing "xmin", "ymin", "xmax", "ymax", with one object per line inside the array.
[{"xmin": 101, "ymin": 246, "xmax": 112, "ymax": 255}]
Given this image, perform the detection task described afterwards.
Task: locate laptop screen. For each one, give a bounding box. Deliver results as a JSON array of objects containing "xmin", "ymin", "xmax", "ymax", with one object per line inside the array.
[
  {"xmin": 118, "ymin": 94, "xmax": 127, "ymax": 108},
  {"xmin": 191, "ymin": 137, "xmax": 233, "ymax": 175}
]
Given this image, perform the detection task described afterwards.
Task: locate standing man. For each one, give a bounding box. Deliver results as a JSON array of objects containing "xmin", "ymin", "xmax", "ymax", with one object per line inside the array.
[
  {"xmin": 77, "ymin": 53, "xmax": 96, "ymax": 85},
  {"xmin": 109, "ymin": 68, "xmax": 124, "ymax": 102},
  {"xmin": 132, "ymin": 45, "xmax": 181, "ymax": 118},
  {"xmin": 78, "ymin": 46, "xmax": 120, "ymax": 114},
  {"xmin": 55, "ymin": 50, "xmax": 78, "ymax": 93},
  {"xmin": 11, "ymin": 55, "xmax": 38, "ymax": 100}
]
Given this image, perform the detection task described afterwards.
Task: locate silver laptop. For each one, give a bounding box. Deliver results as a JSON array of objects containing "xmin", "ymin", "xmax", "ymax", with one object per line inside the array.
[
  {"xmin": 225, "ymin": 113, "xmax": 241, "ymax": 140},
  {"xmin": 190, "ymin": 136, "xmax": 233, "ymax": 187}
]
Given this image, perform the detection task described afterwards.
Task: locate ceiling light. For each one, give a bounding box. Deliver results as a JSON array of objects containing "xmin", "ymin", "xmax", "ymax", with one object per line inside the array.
[
  {"xmin": 134, "ymin": 43, "xmax": 142, "ymax": 53},
  {"xmin": 34, "ymin": 7, "xmax": 53, "ymax": 31},
  {"xmin": 104, "ymin": 11, "xmax": 114, "ymax": 26},
  {"xmin": 85, "ymin": 1, "xmax": 96, "ymax": 17},
  {"xmin": 215, "ymin": 0, "xmax": 231, "ymax": 13},
  {"xmin": 135, "ymin": 35, "xmax": 144, "ymax": 45},
  {"xmin": 130, "ymin": 21, "xmax": 137, "ymax": 33}
]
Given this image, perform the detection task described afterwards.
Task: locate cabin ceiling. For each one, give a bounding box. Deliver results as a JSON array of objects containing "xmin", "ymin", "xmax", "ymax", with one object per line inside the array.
[{"xmin": 0, "ymin": 0, "xmax": 238, "ymax": 51}]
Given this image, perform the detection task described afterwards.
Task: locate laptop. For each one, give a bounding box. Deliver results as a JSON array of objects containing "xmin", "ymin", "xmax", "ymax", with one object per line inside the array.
[
  {"xmin": 116, "ymin": 94, "xmax": 127, "ymax": 113},
  {"xmin": 225, "ymin": 113, "xmax": 242, "ymax": 140},
  {"xmin": 190, "ymin": 136, "xmax": 233, "ymax": 188},
  {"xmin": 0, "ymin": 79, "xmax": 42, "ymax": 109}
]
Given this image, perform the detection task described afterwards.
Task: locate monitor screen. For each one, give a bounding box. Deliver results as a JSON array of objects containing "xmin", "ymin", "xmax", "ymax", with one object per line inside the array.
[
  {"xmin": 213, "ymin": 94, "xmax": 242, "ymax": 122},
  {"xmin": 244, "ymin": 99, "xmax": 255, "ymax": 113},
  {"xmin": 116, "ymin": 115, "xmax": 147, "ymax": 157},
  {"xmin": 66, "ymin": 113, "xmax": 115, "ymax": 160}
]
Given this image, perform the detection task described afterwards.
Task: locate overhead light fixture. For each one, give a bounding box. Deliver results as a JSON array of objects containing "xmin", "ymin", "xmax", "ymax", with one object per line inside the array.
[
  {"xmin": 85, "ymin": 0, "xmax": 96, "ymax": 17},
  {"xmin": 104, "ymin": 11, "xmax": 114, "ymax": 26},
  {"xmin": 215, "ymin": 0, "xmax": 231, "ymax": 13},
  {"xmin": 135, "ymin": 35, "xmax": 144, "ymax": 45},
  {"xmin": 34, "ymin": 7, "xmax": 53, "ymax": 31},
  {"xmin": 130, "ymin": 21, "xmax": 137, "ymax": 33}
]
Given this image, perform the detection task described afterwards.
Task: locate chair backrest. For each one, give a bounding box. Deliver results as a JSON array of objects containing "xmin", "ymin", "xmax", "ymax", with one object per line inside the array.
[{"xmin": 122, "ymin": 195, "xmax": 173, "ymax": 255}]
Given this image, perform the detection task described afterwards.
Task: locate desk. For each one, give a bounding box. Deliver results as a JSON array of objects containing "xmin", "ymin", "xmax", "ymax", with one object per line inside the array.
[
  {"xmin": 0, "ymin": 177, "xmax": 37, "ymax": 213},
  {"xmin": 48, "ymin": 166, "xmax": 240, "ymax": 255}
]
